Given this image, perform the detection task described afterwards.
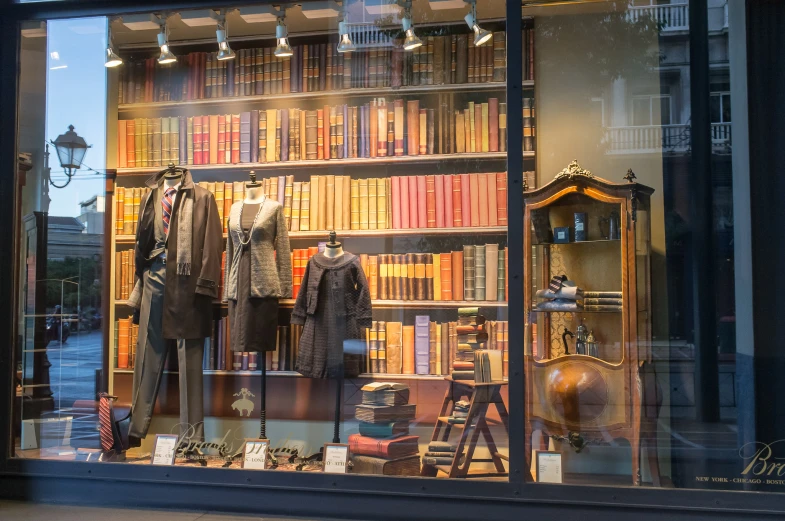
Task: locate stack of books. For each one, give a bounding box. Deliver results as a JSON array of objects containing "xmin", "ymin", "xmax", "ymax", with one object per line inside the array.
[
  {"xmin": 116, "ymin": 96, "xmax": 521, "ymax": 169},
  {"xmin": 451, "ymin": 307, "xmax": 487, "ymax": 380},
  {"xmin": 447, "ymin": 400, "xmax": 470, "ymax": 425},
  {"xmin": 351, "ymin": 382, "xmax": 420, "ymax": 476},
  {"xmin": 116, "ymin": 31, "xmax": 522, "ymax": 105},
  {"xmin": 422, "ymin": 441, "xmax": 461, "ymax": 467}
]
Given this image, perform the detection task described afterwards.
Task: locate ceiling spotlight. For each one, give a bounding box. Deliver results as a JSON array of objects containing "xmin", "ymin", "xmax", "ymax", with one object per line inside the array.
[
  {"xmin": 274, "ymin": 17, "xmax": 293, "ymax": 57},
  {"xmin": 464, "ymin": 1, "xmax": 492, "ymax": 46},
  {"xmin": 337, "ymin": 21, "xmax": 355, "ymax": 53},
  {"xmin": 157, "ymin": 26, "xmax": 176, "ymax": 65},
  {"xmin": 215, "ymin": 12, "xmax": 235, "ymax": 61},
  {"xmin": 401, "ymin": 16, "xmax": 422, "ymax": 51}
]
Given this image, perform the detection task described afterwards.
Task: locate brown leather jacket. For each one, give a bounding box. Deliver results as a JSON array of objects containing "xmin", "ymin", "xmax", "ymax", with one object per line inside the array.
[{"xmin": 128, "ymin": 169, "xmax": 223, "ymax": 339}]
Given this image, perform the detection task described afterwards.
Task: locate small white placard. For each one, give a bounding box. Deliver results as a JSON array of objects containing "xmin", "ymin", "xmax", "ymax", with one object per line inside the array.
[
  {"xmin": 323, "ymin": 443, "xmax": 349, "ymax": 474},
  {"xmin": 150, "ymin": 434, "xmax": 178, "ymax": 466},
  {"xmin": 535, "ymin": 450, "xmax": 563, "ymax": 483},
  {"xmin": 242, "ymin": 439, "xmax": 269, "ymax": 470}
]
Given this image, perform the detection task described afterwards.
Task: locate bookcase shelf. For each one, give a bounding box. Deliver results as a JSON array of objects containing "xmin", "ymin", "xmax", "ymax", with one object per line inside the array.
[
  {"xmin": 113, "ymin": 299, "xmax": 508, "ymax": 309},
  {"xmin": 112, "ymin": 368, "xmax": 448, "ymax": 380},
  {"xmin": 115, "ymin": 151, "xmax": 519, "ymax": 176},
  {"xmin": 117, "ymin": 81, "xmax": 527, "ymax": 114},
  {"xmin": 113, "ymin": 225, "xmax": 508, "ymax": 245}
]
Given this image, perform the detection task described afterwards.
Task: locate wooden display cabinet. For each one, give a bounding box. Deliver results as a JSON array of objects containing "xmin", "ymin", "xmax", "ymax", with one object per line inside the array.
[{"xmin": 523, "ymin": 160, "xmax": 659, "ymax": 486}]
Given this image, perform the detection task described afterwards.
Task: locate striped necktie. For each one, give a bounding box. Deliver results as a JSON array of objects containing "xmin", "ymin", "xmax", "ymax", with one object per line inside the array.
[
  {"xmin": 162, "ymin": 187, "xmax": 176, "ymax": 235},
  {"xmin": 98, "ymin": 394, "xmax": 115, "ymax": 452}
]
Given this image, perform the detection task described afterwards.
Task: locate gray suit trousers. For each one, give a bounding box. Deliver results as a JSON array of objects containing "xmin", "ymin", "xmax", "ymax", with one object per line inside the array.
[{"xmin": 129, "ymin": 257, "xmax": 205, "ymax": 442}]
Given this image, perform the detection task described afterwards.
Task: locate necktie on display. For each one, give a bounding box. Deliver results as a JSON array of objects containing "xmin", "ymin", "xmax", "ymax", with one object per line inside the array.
[{"xmin": 162, "ymin": 187, "xmax": 176, "ymax": 235}]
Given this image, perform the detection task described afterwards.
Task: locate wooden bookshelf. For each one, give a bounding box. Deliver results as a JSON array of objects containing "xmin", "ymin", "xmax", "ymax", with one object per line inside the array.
[
  {"xmin": 112, "ymin": 368, "xmax": 448, "ymax": 380},
  {"xmin": 117, "ymin": 81, "xmax": 530, "ymax": 113},
  {"xmin": 115, "ymin": 151, "xmax": 522, "ymax": 176},
  {"xmin": 114, "ymin": 225, "xmax": 508, "ymax": 245},
  {"xmin": 114, "ymin": 298, "xmax": 508, "ymax": 308}
]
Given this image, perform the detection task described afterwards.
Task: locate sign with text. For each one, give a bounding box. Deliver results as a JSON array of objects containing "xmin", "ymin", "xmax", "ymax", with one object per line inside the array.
[
  {"xmin": 323, "ymin": 443, "xmax": 349, "ymax": 474},
  {"xmin": 151, "ymin": 434, "xmax": 178, "ymax": 466},
  {"xmin": 535, "ymin": 450, "xmax": 563, "ymax": 484},
  {"xmin": 242, "ymin": 439, "xmax": 270, "ymax": 470}
]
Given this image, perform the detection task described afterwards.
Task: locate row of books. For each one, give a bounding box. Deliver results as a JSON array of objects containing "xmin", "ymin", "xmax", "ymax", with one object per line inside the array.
[
  {"xmin": 206, "ymin": 320, "xmax": 301, "ymax": 372},
  {"xmin": 364, "ymin": 318, "xmax": 509, "ymax": 377},
  {"xmin": 114, "ymin": 170, "xmax": 516, "ymax": 237},
  {"xmin": 115, "ymin": 318, "xmax": 139, "ymax": 369},
  {"xmin": 117, "ymin": 31, "xmax": 527, "ymax": 105},
  {"xmin": 116, "ymin": 96, "xmax": 528, "ymax": 168}
]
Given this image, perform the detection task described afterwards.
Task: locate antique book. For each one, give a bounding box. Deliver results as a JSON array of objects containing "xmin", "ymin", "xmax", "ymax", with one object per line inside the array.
[
  {"xmin": 456, "ymin": 34, "xmax": 468, "ymax": 83},
  {"xmin": 480, "ymin": 102, "xmax": 490, "ymax": 152},
  {"xmin": 265, "ymin": 109, "xmax": 276, "ymax": 162},
  {"xmin": 350, "ymin": 454, "xmax": 420, "ymax": 476},
  {"xmin": 432, "ymin": 253, "xmax": 441, "ymax": 301},
  {"xmin": 486, "ymin": 172, "xmax": 498, "ymax": 227},
  {"xmin": 291, "ymin": 182, "xmax": 302, "ymax": 232},
  {"xmin": 393, "ymin": 99, "xmax": 405, "ymax": 156},
  {"xmin": 474, "ymin": 244, "xmax": 486, "ymax": 301},
  {"xmin": 358, "ymin": 178, "xmax": 369, "ymax": 230},
  {"xmin": 414, "ymin": 253, "xmax": 426, "ymax": 301},
  {"xmin": 338, "ymin": 105, "xmax": 346, "ymax": 159},
  {"xmin": 451, "ymin": 250, "xmax": 464, "ymax": 301},
  {"xmin": 369, "ymin": 101, "xmax": 378, "ymax": 158},
  {"xmin": 355, "ymin": 404, "xmax": 417, "ymax": 423},
  {"xmin": 459, "ymin": 173, "xmax": 471, "ymax": 227},
  {"xmin": 407, "ymin": 100, "xmax": 420, "ymax": 155},
  {"xmin": 485, "ymin": 244, "xmax": 499, "ymax": 302},
  {"xmin": 441, "ymin": 175, "xmax": 453, "ymax": 227},
  {"xmin": 359, "ymin": 421, "xmax": 410, "ymax": 439},
  {"xmin": 152, "ymin": 117, "xmax": 162, "ymax": 167},
  {"xmin": 377, "ymin": 178, "xmax": 387, "ymax": 229},
  {"xmin": 478, "ymin": 173, "xmax": 489, "ymax": 227},
  {"xmin": 385, "ymin": 322, "xmax": 403, "ymax": 375},
  {"xmin": 361, "ymin": 382, "xmax": 409, "ymax": 406},
  {"xmin": 401, "ymin": 176, "xmax": 415, "ymax": 229},
  {"xmin": 238, "ymin": 112, "xmax": 250, "ymax": 163},
  {"xmin": 118, "ymin": 120, "xmax": 127, "ymax": 168},
  {"xmin": 369, "ymin": 255, "xmax": 379, "ymax": 300},
  {"xmin": 427, "ymin": 108, "xmax": 435, "ymax": 155},
  {"xmin": 499, "ymin": 102, "xmax": 507, "ymax": 153},
  {"xmin": 425, "ymin": 253, "xmax": 435, "ymax": 300},
  {"xmin": 414, "ymin": 315, "xmax": 430, "ymax": 375},
  {"xmin": 117, "ymin": 318, "xmax": 130, "ymax": 369},
  {"xmin": 425, "ymin": 175, "xmax": 436, "ymax": 228},
  {"xmin": 325, "ymin": 175, "xmax": 335, "ymax": 231},
  {"xmin": 369, "ymin": 321, "xmax": 379, "ymax": 373},
  {"xmin": 283, "ymin": 176, "xmax": 294, "ymax": 229},
  {"xmin": 449, "ymin": 174, "xmax": 461, "ymax": 227},
  {"xmin": 428, "ymin": 321, "xmax": 437, "ymax": 375},
  {"xmin": 418, "ymin": 109, "xmax": 427, "ymax": 155},
  {"xmin": 350, "ymin": 179, "xmax": 360, "ymax": 230},
  {"xmin": 496, "ymin": 173, "xmax": 508, "ymax": 225},
  {"xmin": 342, "ymin": 175, "xmax": 351, "ymax": 229},
  {"xmin": 468, "ymin": 46, "xmax": 475, "ymax": 83},
  {"xmin": 416, "ymin": 176, "xmax": 427, "ymax": 230},
  {"xmin": 281, "ymin": 109, "xmax": 290, "ymax": 161},
  {"xmin": 402, "ymin": 325, "xmax": 415, "ymax": 375},
  {"xmin": 399, "ymin": 175, "xmax": 410, "ymax": 228},
  {"xmin": 309, "ymin": 176, "xmax": 320, "ymax": 231},
  {"xmin": 305, "ymin": 110, "xmax": 318, "ymax": 160},
  {"xmin": 333, "ymin": 176, "xmax": 344, "ymax": 230},
  {"xmin": 391, "ymin": 177, "xmax": 401, "ymax": 229},
  {"xmin": 316, "ymin": 109, "xmax": 324, "ymax": 159},
  {"xmin": 368, "ymin": 177, "xmax": 378, "ymax": 230},
  {"xmin": 387, "ymin": 105, "xmax": 395, "ymax": 156},
  {"xmin": 377, "ymin": 101, "xmax": 387, "ymax": 157},
  {"xmin": 469, "ymin": 174, "xmax": 480, "ymax": 227},
  {"xmin": 378, "ymin": 254, "xmax": 389, "ymax": 300},
  {"xmin": 231, "ymin": 113, "xmax": 241, "ymax": 164},
  {"xmin": 497, "ymin": 249, "xmax": 506, "ymax": 301},
  {"xmin": 299, "ymin": 182, "xmax": 311, "ymax": 231},
  {"xmin": 349, "ymin": 434, "xmax": 419, "ymax": 459},
  {"xmin": 440, "ymin": 253, "xmax": 453, "ymax": 301},
  {"xmin": 463, "ymin": 245, "xmax": 476, "ymax": 301}
]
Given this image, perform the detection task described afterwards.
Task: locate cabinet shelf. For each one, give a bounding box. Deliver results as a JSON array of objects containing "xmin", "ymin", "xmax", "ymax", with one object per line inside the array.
[
  {"xmin": 532, "ymin": 239, "xmax": 621, "ymax": 247},
  {"xmin": 112, "ymin": 368, "xmax": 449, "ymax": 380},
  {"xmin": 113, "ymin": 225, "xmax": 508, "ymax": 245},
  {"xmin": 530, "ymin": 308, "xmax": 622, "ymax": 314},
  {"xmin": 115, "ymin": 151, "xmax": 518, "ymax": 176},
  {"xmin": 114, "ymin": 299, "xmax": 508, "ymax": 309},
  {"xmin": 117, "ymin": 81, "xmax": 527, "ymax": 114}
]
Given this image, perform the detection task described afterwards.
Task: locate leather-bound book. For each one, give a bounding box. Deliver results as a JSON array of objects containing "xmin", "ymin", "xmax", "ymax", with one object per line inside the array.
[
  {"xmin": 407, "ymin": 176, "xmax": 418, "ymax": 229},
  {"xmin": 416, "ymin": 175, "xmax": 427, "ymax": 228},
  {"xmin": 484, "ymin": 44, "xmax": 492, "ymax": 82},
  {"xmin": 352, "ymin": 107, "xmax": 359, "ymax": 158},
  {"xmin": 496, "ymin": 172, "xmax": 508, "ymax": 226},
  {"xmin": 474, "ymin": 244, "xmax": 486, "ymax": 301},
  {"xmin": 442, "ymin": 175, "xmax": 454, "ymax": 227},
  {"xmin": 192, "ymin": 117, "xmax": 202, "ymax": 165},
  {"xmin": 324, "ymin": 175, "xmax": 335, "ymax": 231},
  {"xmin": 152, "ymin": 117, "xmax": 162, "ymax": 167},
  {"xmin": 440, "ymin": 253, "xmax": 453, "ymax": 300},
  {"xmin": 350, "ymin": 179, "xmax": 360, "ymax": 230},
  {"xmin": 319, "ymin": 43, "xmax": 327, "ymax": 91},
  {"xmin": 415, "ymin": 315, "xmax": 430, "ymax": 374},
  {"xmin": 433, "ymin": 36, "xmax": 445, "ymax": 84},
  {"xmin": 377, "ymin": 101, "xmax": 387, "ymax": 157},
  {"xmin": 485, "ymin": 244, "xmax": 499, "ymax": 301},
  {"xmin": 478, "ymin": 173, "xmax": 489, "ymax": 227},
  {"xmin": 391, "ymin": 255, "xmax": 402, "ymax": 300},
  {"xmin": 384, "ymin": 322, "xmax": 403, "ymax": 374},
  {"xmin": 498, "ymin": 102, "xmax": 508, "ymax": 153},
  {"xmin": 468, "ymin": 45, "xmax": 475, "ymax": 83},
  {"xmin": 399, "ymin": 175, "xmax": 410, "ymax": 228},
  {"xmin": 485, "ymin": 173, "xmax": 498, "ymax": 226},
  {"xmin": 369, "ymin": 100, "xmax": 378, "ymax": 158},
  {"xmin": 115, "ymin": 188, "xmax": 124, "ymax": 236},
  {"xmin": 493, "ymin": 32, "xmax": 506, "ymax": 81},
  {"xmin": 328, "ymin": 106, "xmax": 337, "ymax": 159},
  {"xmin": 217, "ymin": 114, "xmax": 226, "ymax": 165},
  {"xmin": 425, "ymin": 175, "xmax": 436, "ymax": 228},
  {"xmin": 406, "ymin": 253, "xmax": 416, "ymax": 300},
  {"xmin": 425, "ymin": 253, "xmax": 435, "ymax": 300},
  {"xmin": 407, "ymin": 100, "xmax": 420, "ymax": 155},
  {"xmin": 426, "ymin": 36, "xmax": 435, "ymax": 84},
  {"xmin": 414, "ymin": 253, "xmax": 426, "ymax": 301},
  {"xmin": 337, "ymin": 105, "xmax": 345, "ymax": 159},
  {"xmin": 488, "ymin": 98, "xmax": 499, "ymax": 152},
  {"xmin": 265, "ymin": 109, "xmax": 276, "ymax": 162},
  {"xmin": 377, "ymin": 178, "xmax": 387, "ymax": 229},
  {"xmin": 481, "ymin": 102, "xmax": 490, "ymax": 152},
  {"xmin": 291, "ymin": 182, "xmax": 302, "ymax": 232},
  {"xmin": 463, "ymin": 245, "xmax": 476, "ymax": 301},
  {"xmin": 118, "ymin": 318, "xmax": 130, "ymax": 369},
  {"xmin": 394, "ymin": 99, "xmax": 405, "ymax": 156},
  {"xmin": 473, "ymin": 103, "xmax": 482, "ymax": 154},
  {"xmin": 464, "ymin": 108, "xmax": 472, "ymax": 152},
  {"xmin": 369, "ymin": 255, "xmax": 379, "ymax": 300},
  {"xmin": 427, "ymin": 108, "xmax": 435, "ymax": 155},
  {"xmin": 459, "ymin": 173, "xmax": 471, "ymax": 227},
  {"xmin": 455, "ymin": 111, "xmax": 466, "ymax": 154},
  {"xmin": 391, "ymin": 45, "xmax": 403, "ymax": 88},
  {"xmin": 369, "ymin": 321, "xmax": 379, "ymax": 373},
  {"xmin": 452, "ymin": 174, "xmax": 463, "ymax": 227},
  {"xmin": 349, "ymin": 433, "xmax": 419, "ymax": 459},
  {"xmin": 428, "ymin": 321, "xmax": 437, "ymax": 374},
  {"xmin": 391, "ymin": 177, "xmax": 401, "ymax": 229},
  {"xmin": 377, "ymin": 323, "xmax": 387, "ymax": 373},
  {"xmin": 378, "ymin": 254, "xmax": 388, "ymax": 300},
  {"xmin": 333, "ymin": 176, "xmax": 344, "ymax": 230},
  {"xmin": 367, "ymin": 178, "xmax": 377, "ymax": 230},
  {"xmin": 468, "ymin": 102, "xmax": 476, "ymax": 152},
  {"xmin": 434, "ymin": 174, "xmax": 445, "ymax": 228},
  {"xmin": 239, "ymin": 112, "xmax": 251, "ymax": 163},
  {"xmin": 355, "ymin": 403, "xmax": 416, "ymax": 424},
  {"xmin": 305, "ymin": 110, "xmax": 318, "ymax": 160},
  {"xmin": 309, "ymin": 176, "xmax": 320, "ymax": 231},
  {"xmin": 258, "ymin": 110, "xmax": 267, "ymax": 163},
  {"xmin": 126, "ymin": 120, "xmax": 136, "ymax": 168},
  {"xmin": 358, "ymin": 178, "xmax": 369, "ymax": 230},
  {"xmin": 118, "ymin": 120, "xmax": 127, "ymax": 168},
  {"xmin": 284, "ymin": 109, "xmax": 293, "ymax": 161},
  {"xmin": 387, "ymin": 105, "xmax": 395, "ymax": 156},
  {"xmin": 469, "ymin": 174, "xmax": 480, "ymax": 227},
  {"xmin": 316, "ymin": 109, "xmax": 324, "ymax": 160},
  {"xmin": 402, "ymin": 325, "xmax": 415, "ymax": 374},
  {"xmin": 351, "ymin": 454, "xmax": 420, "ymax": 476},
  {"xmin": 343, "ymin": 175, "xmax": 352, "ymax": 229},
  {"xmin": 432, "ymin": 253, "xmax": 441, "ymax": 301},
  {"xmin": 299, "ymin": 108, "xmax": 306, "ymax": 160},
  {"xmin": 497, "ymin": 249, "xmax": 506, "ymax": 301}
]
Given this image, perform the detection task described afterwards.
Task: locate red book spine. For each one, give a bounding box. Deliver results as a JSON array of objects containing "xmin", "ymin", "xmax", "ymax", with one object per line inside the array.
[
  {"xmin": 231, "ymin": 114, "xmax": 240, "ymax": 164},
  {"xmin": 391, "ymin": 176, "xmax": 401, "ymax": 229},
  {"xmin": 487, "ymin": 172, "xmax": 498, "ymax": 226},
  {"xmin": 469, "ymin": 173, "xmax": 480, "ymax": 227},
  {"xmin": 203, "ymin": 115, "xmax": 211, "ymax": 165},
  {"xmin": 217, "ymin": 115, "xmax": 226, "ymax": 165},
  {"xmin": 408, "ymin": 176, "xmax": 418, "ymax": 228},
  {"xmin": 323, "ymin": 105, "xmax": 331, "ymax": 159},
  {"xmin": 435, "ymin": 174, "xmax": 445, "ymax": 228},
  {"xmin": 417, "ymin": 175, "xmax": 427, "ymax": 228},
  {"xmin": 400, "ymin": 175, "xmax": 410, "ymax": 228},
  {"xmin": 496, "ymin": 172, "xmax": 508, "ymax": 226},
  {"xmin": 348, "ymin": 434, "xmax": 419, "ymax": 459},
  {"xmin": 460, "ymin": 173, "xmax": 471, "ymax": 227},
  {"xmin": 425, "ymin": 175, "xmax": 436, "ymax": 228},
  {"xmin": 452, "ymin": 174, "xmax": 462, "ymax": 227},
  {"xmin": 443, "ymin": 174, "xmax": 453, "ymax": 227},
  {"xmin": 193, "ymin": 116, "xmax": 203, "ymax": 165}
]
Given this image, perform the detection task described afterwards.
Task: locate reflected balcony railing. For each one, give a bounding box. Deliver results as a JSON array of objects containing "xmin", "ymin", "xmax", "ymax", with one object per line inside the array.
[
  {"xmin": 604, "ymin": 123, "xmax": 732, "ymax": 154},
  {"xmin": 626, "ymin": 3, "xmax": 690, "ymax": 32}
]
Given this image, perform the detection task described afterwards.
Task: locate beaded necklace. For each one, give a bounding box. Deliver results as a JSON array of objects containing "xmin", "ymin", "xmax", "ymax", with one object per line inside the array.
[{"xmin": 238, "ymin": 197, "xmax": 266, "ymax": 247}]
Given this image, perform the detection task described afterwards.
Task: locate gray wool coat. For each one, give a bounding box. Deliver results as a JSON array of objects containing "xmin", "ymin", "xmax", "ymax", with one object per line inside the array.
[
  {"xmin": 223, "ymin": 199, "xmax": 292, "ymax": 301},
  {"xmin": 291, "ymin": 253, "xmax": 373, "ymax": 379}
]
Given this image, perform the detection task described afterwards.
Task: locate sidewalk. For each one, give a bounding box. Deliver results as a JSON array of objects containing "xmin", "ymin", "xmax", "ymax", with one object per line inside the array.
[{"xmin": 0, "ymin": 501, "xmax": 349, "ymax": 521}]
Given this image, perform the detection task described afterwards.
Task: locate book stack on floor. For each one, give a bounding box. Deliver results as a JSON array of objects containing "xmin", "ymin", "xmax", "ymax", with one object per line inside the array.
[
  {"xmin": 451, "ymin": 307, "xmax": 488, "ymax": 381},
  {"xmin": 351, "ymin": 383, "xmax": 420, "ymax": 476},
  {"xmin": 421, "ymin": 441, "xmax": 463, "ymax": 467}
]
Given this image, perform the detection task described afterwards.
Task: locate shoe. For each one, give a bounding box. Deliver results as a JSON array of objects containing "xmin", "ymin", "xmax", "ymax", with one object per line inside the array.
[{"xmin": 127, "ymin": 435, "xmax": 142, "ymax": 449}]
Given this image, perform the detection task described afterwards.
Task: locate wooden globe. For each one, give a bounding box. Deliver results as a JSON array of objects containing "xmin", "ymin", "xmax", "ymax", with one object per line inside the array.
[{"xmin": 546, "ymin": 361, "xmax": 609, "ymax": 424}]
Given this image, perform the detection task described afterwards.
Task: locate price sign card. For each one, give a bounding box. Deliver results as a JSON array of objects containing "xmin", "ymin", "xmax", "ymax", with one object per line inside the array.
[
  {"xmin": 535, "ymin": 450, "xmax": 563, "ymax": 484},
  {"xmin": 242, "ymin": 439, "xmax": 270, "ymax": 470},
  {"xmin": 323, "ymin": 443, "xmax": 349, "ymax": 474},
  {"xmin": 150, "ymin": 434, "xmax": 178, "ymax": 466}
]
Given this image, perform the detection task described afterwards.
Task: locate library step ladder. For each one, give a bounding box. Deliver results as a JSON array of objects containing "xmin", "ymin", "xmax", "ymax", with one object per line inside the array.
[{"xmin": 421, "ymin": 377, "xmax": 510, "ymax": 479}]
